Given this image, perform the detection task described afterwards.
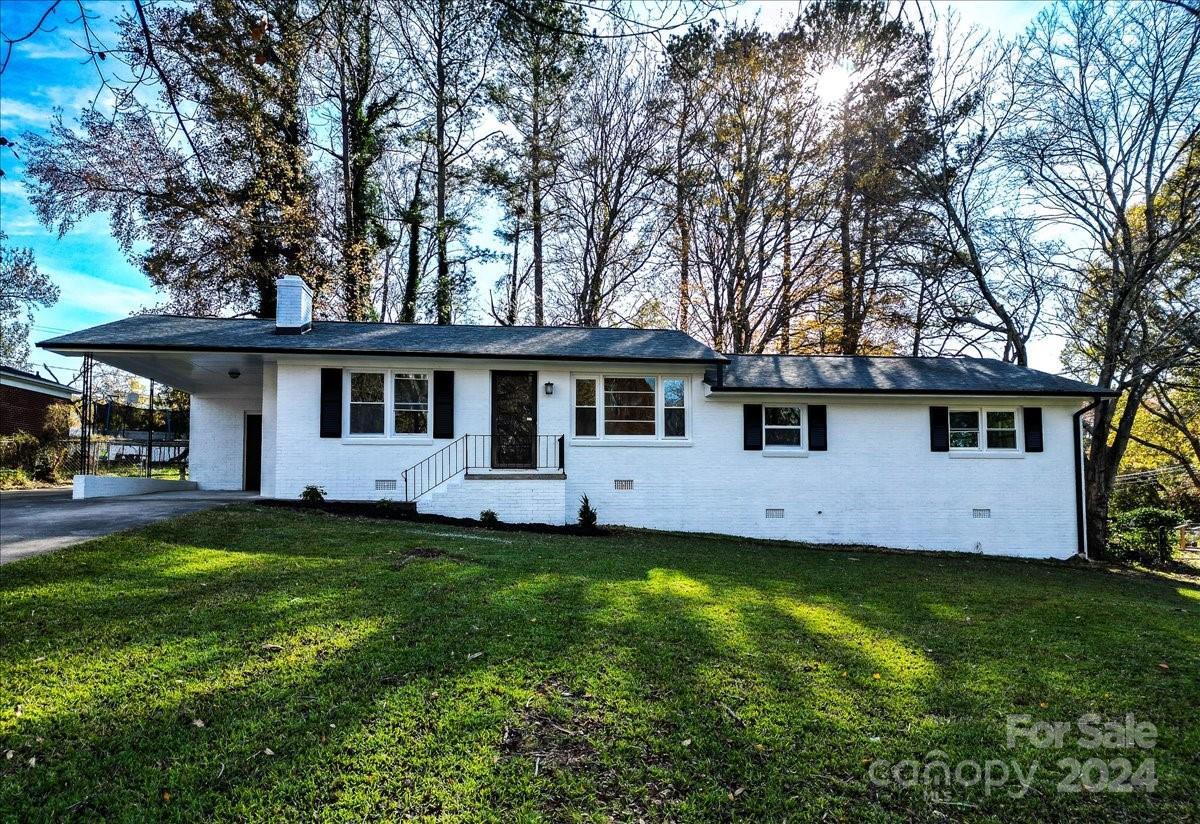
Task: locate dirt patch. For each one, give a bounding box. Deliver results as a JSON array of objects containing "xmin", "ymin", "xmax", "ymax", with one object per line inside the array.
[
  {"xmin": 390, "ymin": 546, "xmax": 467, "ymax": 569},
  {"xmin": 499, "ymin": 679, "xmax": 601, "ymax": 771}
]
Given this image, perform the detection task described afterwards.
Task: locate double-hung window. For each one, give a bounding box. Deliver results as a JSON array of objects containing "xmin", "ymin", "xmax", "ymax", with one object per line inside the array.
[
  {"xmin": 949, "ymin": 408, "xmax": 1019, "ymax": 452},
  {"xmin": 393, "ymin": 372, "xmax": 429, "ymax": 435},
  {"xmin": 663, "ymin": 378, "xmax": 687, "ymax": 438},
  {"xmin": 572, "ymin": 374, "xmax": 689, "ymax": 441},
  {"xmin": 348, "ymin": 372, "xmax": 386, "ymax": 435},
  {"xmin": 764, "ymin": 405, "xmax": 805, "ymax": 448},
  {"xmin": 345, "ymin": 370, "xmax": 431, "ymax": 438},
  {"xmin": 574, "ymin": 377, "xmax": 598, "ymax": 437}
]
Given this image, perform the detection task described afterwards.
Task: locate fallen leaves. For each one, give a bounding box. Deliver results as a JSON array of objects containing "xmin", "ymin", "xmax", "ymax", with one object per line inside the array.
[{"xmin": 260, "ymin": 643, "xmax": 283, "ymax": 653}]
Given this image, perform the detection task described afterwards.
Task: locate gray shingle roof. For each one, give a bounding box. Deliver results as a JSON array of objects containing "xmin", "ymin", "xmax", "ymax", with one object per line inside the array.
[
  {"xmin": 707, "ymin": 354, "xmax": 1111, "ymax": 397},
  {"xmin": 39, "ymin": 315, "xmax": 725, "ymax": 364}
]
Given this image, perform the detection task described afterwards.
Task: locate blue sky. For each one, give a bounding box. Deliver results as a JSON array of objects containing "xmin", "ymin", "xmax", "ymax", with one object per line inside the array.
[{"xmin": 0, "ymin": 0, "xmax": 1054, "ymax": 380}]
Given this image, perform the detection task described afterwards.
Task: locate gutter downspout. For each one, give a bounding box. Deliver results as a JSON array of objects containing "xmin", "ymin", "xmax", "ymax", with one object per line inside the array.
[{"xmin": 1073, "ymin": 395, "xmax": 1104, "ymax": 561}]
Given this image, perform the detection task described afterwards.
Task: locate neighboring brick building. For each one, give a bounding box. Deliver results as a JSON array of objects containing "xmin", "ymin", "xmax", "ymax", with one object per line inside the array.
[{"xmin": 0, "ymin": 365, "xmax": 76, "ymax": 436}]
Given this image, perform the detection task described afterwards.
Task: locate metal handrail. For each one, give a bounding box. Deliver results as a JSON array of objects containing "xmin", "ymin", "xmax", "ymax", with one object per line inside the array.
[{"xmin": 401, "ymin": 433, "xmax": 565, "ymax": 502}]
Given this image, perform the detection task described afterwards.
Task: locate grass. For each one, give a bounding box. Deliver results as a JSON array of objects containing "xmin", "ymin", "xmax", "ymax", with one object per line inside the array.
[{"xmin": 1, "ymin": 506, "xmax": 1196, "ymax": 822}]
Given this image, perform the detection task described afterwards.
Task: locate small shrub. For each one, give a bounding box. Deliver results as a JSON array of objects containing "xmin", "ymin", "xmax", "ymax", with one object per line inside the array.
[
  {"xmin": 0, "ymin": 468, "xmax": 33, "ymax": 490},
  {"xmin": 1109, "ymin": 507, "xmax": 1183, "ymax": 566},
  {"xmin": 42, "ymin": 403, "xmax": 74, "ymax": 440},
  {"xmin": 578, "ymin": 494, "xmax": 598, "ymax": 529},
  {"xmin": 1, "ymin": 431, "xmax": 40, "ymax": 474},
  {"xmin": 300, "ymin": 485, "xmax": 326, "ymax": 503},
  {"xmin": 480, "ymin": 509, "xmax": 499, "ymax": 528},
  {"xmin": 35, "ymin": 441, "xmax": 71, "ymax": 483}
]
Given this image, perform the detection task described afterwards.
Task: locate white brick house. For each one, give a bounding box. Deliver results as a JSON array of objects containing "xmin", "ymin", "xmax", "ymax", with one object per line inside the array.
[{"xmin": 41, "ymin": 276, "xmax": 1112, "ymax": 560}]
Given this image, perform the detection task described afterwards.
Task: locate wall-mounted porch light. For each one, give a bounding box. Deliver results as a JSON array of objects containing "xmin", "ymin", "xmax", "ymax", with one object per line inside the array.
[
  {"xmin": 228, "ymin": 369, "xmax": 241, "ymax": 380},
  {"xmin": 544, "ymin": 381, "xmax": 554, "ymax": 396}
]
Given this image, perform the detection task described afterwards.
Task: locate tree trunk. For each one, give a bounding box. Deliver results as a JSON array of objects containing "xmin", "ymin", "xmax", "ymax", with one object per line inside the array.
[
  {"xmin": 675, "ymin": 132, "xmax": 690, "ymax": 334},
  {"xmin": 531, "ymin": 69, "xmax": 545, "ymax": 326},
  {"xmin": 402, "ymin": 185, "xmax": 421, "ymax": 324},
  {"xmin": 434, "ymin": 20, "xmax": 451, "ymax": 325},
  {"xmin": 507, "ymin": 217, "xmax": 521, "ymax": 325},
  {"xmin": 780, "ymin": 197, "xmax": 792, "ymax": 354},
  {"xmin": 838, "ymin": 105, "xmax": 858, "ymax": 355}
]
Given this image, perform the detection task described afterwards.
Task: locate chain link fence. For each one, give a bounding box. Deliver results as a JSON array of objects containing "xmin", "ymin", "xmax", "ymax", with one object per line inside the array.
[{"xmin": 0, "ymin": 436, "xmax": 189, "ymax": 488}]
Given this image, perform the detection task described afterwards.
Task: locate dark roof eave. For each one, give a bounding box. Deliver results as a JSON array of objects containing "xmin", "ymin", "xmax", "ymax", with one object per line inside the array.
[
  {"xmin": 704, "ymin": 383, "xmax": 1117, "ymax": 398},
  {"xmin": 39, "ymin": 340, "xmax": 727, "ymax": 365}
]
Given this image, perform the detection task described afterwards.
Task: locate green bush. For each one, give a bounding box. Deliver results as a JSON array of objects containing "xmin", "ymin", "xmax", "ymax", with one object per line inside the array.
[
  {"xmin": 1, "ymin": 431, "xmax": 40, "ymax": 474},
  {"xmin": 42, "ymin": 403, "xmax": 75, "ymax": 439},
  {"xmin": 578, "ymin": 494, "xmax": 598, "ymax": 529},
  {"xmin": 480, "ymin": 509, "xmax": 499, "ymax": 528},
  {"xmin": 0, "ymin": 467, "xmax": 33, "ymax": 489},
  {"xmin": 300, "ymin": 485, "xmax": 326, "ymax": 503},
  {"xmin": 1109, "ymin": 507, "xmax": 1183, "ymax": 566}
]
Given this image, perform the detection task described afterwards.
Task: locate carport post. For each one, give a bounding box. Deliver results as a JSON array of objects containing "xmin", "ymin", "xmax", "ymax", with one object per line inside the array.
[{"xmin": 147, "ymin": 381, "xmax": 154, "ymax": 478}]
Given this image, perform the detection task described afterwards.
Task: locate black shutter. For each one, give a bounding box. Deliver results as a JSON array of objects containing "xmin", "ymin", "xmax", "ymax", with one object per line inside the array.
[
  {"xmin": 743, "ymin": 404, "xmax": 763, "ymax": 451},
  {"xmin": 1024, "ymin": 407, "xmax": 1044, "ymax": 452},
  {"xmin": 929, "ymin": 406, "xmax": 949, "ymax": 452},
  {"xmin": 808, "ymin": 404, "xmax": 827, "ymax": 451},
  {"xmin": 433, "ymin": 370, "xmax": 454, "ymax": 439},
  {"xmin": 319, "ymin": 368, "xmax": 342, "ymax": 438}
]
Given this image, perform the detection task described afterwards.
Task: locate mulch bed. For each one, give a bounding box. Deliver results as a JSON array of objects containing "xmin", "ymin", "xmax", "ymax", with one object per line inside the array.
[{"xmin": 253, "ymin": 497, "xmax": 610, "ymax": 537}]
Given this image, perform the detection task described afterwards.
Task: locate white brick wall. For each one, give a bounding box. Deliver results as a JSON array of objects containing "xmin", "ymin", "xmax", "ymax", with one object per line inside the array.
[
  {"xmin": 419, "ymin": 475, "xmax": 567, "ymax": 524},
  {"xmin": 190, "ymin": 393, "xmax": 261, "ymax": 490},
  {"xmin": 246, "ymin": 358, "xmax": 1085, "ymax": 559},
  {"xmin": 260, "ymin": 362, "xmax": 278, "ymax": 498}
]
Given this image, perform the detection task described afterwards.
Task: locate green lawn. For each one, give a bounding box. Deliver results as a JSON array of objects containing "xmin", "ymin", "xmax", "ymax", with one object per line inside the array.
[{"xmin": 1, "ymin": 506, "xmax": 1197, "ymax": 822}]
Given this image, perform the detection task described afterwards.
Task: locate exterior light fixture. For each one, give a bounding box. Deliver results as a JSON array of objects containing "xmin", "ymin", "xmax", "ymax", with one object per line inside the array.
[
  {"xmin": 544, "ymin": 381, "xmax": 554, "ymax": 396},
  {"xmin": 228, "ymin": 369, "xmax": 241, "ymax": 379}
]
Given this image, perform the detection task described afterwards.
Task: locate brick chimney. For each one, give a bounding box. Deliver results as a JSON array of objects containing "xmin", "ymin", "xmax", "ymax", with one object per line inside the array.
[{"xmin": 275, "ymin": 276, "xmax": 312, "ymax": 334}]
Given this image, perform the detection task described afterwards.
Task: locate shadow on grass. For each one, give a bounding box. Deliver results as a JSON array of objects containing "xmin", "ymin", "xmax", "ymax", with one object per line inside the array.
[{"xmin": 0, "ymin": 505, "xmax": 1196, "ymax": 821}]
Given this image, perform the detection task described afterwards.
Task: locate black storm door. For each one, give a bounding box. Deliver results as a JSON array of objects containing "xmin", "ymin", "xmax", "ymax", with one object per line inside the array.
[{"xmin": 491, "ymin": 371, "xmax": 537, "ymax": 469}]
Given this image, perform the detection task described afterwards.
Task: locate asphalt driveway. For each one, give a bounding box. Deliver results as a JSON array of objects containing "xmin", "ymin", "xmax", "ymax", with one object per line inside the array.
[{"xmin": 0, "ymin": 489, "xmax": 254, "ymax": 565}]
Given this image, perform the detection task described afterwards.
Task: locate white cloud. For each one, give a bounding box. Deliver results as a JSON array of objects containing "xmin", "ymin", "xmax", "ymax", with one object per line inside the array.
[
  {"xmin": 16, "ymin": 43, "xmax": 85, "ymax": 62},
  {"xmin": 0, "ymin": 98, "xmax": 55, "ymax": 129},
  {"xmin": 46, "ymin": 268, "xmax": 162, "ymax": 318}
]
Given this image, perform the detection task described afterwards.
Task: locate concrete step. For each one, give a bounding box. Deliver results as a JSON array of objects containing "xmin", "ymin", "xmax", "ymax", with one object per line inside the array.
[{"xmin": 464, "ymin": 473, "xmax": 566, "ymax": 481}]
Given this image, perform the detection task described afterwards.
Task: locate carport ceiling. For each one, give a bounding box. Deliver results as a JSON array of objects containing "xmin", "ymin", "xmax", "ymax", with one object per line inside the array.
[{"xmin": 72, "ymin": 351, "xmax": 265, "ymax": 394}]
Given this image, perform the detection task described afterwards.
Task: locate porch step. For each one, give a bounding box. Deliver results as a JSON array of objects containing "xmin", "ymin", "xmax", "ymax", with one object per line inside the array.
[{"xmin": 464, "ymin": 473, "xmax": 566, "ymax": 481}]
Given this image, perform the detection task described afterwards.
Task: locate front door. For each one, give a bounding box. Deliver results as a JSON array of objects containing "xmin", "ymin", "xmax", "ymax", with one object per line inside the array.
[
  {"xmin": 491, "ymin": 371, "xmax": 536, "ymax": 469},
  {"xmin": 244, "ymin": 413, "xmax": 262, "ymax": 492}
]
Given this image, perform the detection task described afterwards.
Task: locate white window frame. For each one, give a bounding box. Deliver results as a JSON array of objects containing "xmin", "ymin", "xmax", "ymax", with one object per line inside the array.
[
  {"xmin": 763, "ymin": 403, "xmax": 806, "ymax": 451},
  {"xmin": 662, "ymin": 377, "xmax": 688, "ymax": 440},
  {"xmin": 343, "ymin": 369, "xmax": 432, "ymax": 440},
  {"xmin": 572, "ymin": 375, "xmax": 600, "ymax": 439},
  {"xmin": 948, "ymin": 407, "xmax": 1021, "ymax": 453},
  {"xmin": 570, "ymin": 373, "xmax": 692, "ymax": 443}
]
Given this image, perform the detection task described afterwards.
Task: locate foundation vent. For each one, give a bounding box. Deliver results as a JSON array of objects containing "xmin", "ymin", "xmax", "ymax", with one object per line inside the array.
[
  {"xmin": 614, "ymin": 479, "xmax": 634, "ymax": 490},
  {"xmin": 972, "ymin": 508, "xmax": 991, "ymax": 519},
  {"xmin": 375, "ymin": 479, "xmax": 398, "ymax": 491},
  {"xmin": 765, "ymin": 508, "xmax": 785, "ymax": 519}
]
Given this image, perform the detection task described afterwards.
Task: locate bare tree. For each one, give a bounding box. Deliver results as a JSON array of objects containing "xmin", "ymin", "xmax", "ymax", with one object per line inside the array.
[
  {"xmin": 684, "ymin": 25, "xmax": 832, "ymax": 353},
  {"xmin": 314, "ymin": 0, "xmax": 408, "ymax": 321},
  {"xmin": 1010, "ymin": 0, "xmax": 1200, "ymax": 552},
  {"xmin": 387, "ymin": 0, "xmax": 498, "ymax": 323},
  {"xmin": 490, "ymin": 0, "xmax": 588, "ymax": 325},
  {"xmin": 795, "ymin": 0, "xmax": 933, "ymax": 355},
  {"xmin": 904, "ymin": 10, "xmax": 1055, "ymax": 365},
  {"xmin": 550, "ymin": 39, "xmax": 666, "ymax": 326}
]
